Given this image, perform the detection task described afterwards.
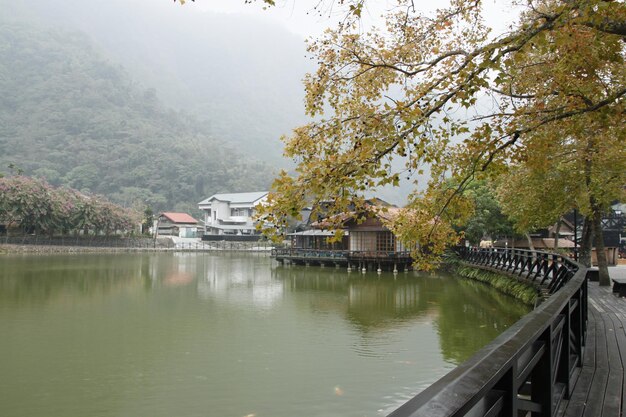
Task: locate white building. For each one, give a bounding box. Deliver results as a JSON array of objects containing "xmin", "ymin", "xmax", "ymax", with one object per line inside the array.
[{"xmin": 198, "ymin": 191, "xmax": 268, "ymax": 235}]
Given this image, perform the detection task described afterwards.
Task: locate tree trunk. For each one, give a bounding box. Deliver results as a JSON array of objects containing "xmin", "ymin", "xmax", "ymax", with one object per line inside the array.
[
  {"xmin": 579, "ymin": 215, "xmax": 593, "ymax": 267},
  {"xmin": 553, "ymin": 220, "xmax": 561, "ymax": 250},
  {"xmin": 525, "ymin": 233, "xmax": 535, "ymax": 251},
  {"xmin": 593, "ymin": 210, "xmax": 611, "ymax": 286},
  {"xmin": 579, "ymin": 134, "xmax": 594, "ymax": 268}
]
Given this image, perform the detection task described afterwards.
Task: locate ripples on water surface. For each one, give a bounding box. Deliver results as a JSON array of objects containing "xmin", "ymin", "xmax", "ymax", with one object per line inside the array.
[{"xmin": 0, "ymin": 253, "xmax": 529, "ymax": 417}]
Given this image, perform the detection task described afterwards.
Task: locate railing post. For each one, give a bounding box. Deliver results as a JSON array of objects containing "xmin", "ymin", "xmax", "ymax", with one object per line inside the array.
[
  {"xmin": 532, "ymin": 328, "xmax": 553, "ymax": 417},
  {"xmin": 494, "ymin": 367, "xmax": 516, "ymax": 416},
  {"xmin": 570, "ymin": 288, "xmax": 584, "ymax": 387},
  {"xmin": 556, "ymin": 305, "xmax": 571, "ymax": 399}
]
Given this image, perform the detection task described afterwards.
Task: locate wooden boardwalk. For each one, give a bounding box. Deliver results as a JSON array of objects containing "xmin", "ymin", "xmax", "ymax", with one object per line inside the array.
[{"xmin": 557, "ymin": 272, "xmax": 626, "ymax": 417}]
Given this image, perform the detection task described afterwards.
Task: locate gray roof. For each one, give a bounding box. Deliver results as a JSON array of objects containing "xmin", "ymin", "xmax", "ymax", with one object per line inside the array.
[
  {"xmin": 613, "ymin": 202, "xmax": 626, "ymax": 213},
  {"xmin": 206, "ymin": 224, "xmax": 258, "ymax": 230},
  {"xmin": 198, "ymin": 191, "xmax": 268, "ymax": 206},
  {"xmin": 287, "ymin": 230, "xmax": 349, "ymax": 236}
]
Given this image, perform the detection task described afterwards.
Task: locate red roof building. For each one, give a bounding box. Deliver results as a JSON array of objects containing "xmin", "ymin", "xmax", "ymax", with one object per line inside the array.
[
  {"xmin": 160, "ymin": 212, "xmax": 198, "ymax": 224},
  {"xmin": 157, "ymin": 212, "xmax": 199, "ymax": 237}
]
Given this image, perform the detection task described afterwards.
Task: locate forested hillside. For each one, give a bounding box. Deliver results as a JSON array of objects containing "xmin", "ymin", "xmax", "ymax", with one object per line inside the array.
[
  {"xmin": 0, "ymin": 22, "xmax": 275, "ymax": 213},
  {"xmin": 1, "ymin": 0, "xmax": 311, "ymax": 163}
]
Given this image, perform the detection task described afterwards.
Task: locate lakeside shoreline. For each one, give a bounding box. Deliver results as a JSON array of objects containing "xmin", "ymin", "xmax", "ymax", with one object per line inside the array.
[
  {"xmin": 0, "ymin": 244, "xmax": 168, "ymax": 254},
  {"xmin": 0, "ymin": 243, "xmax": 274, "ymax": 255}
]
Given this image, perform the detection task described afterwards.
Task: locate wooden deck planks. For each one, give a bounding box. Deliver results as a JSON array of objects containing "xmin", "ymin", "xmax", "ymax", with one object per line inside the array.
[
  {"xmin": 582, "ymin": 368, "xmax": 609, "ymax": 417},
  {"xmin": 603, "ymin": 308, "xmax": 625, "ymax": 417},
  {"xmin": 582, "ymin": 302, "xmax": 609, "ymax": 417},
  {"xmin": 558, "ymin": 366, "xmax": 595, "ymax": 417},
  {"xmin": 585, "ymin": 305, "xmax": 598, "ymax": 370},
  {"xmin": 558, "ymin": 282, "xmax": 625, "ymax": 417},
  {"xmin": 591, "ymin": 299, "xmax": 610, "ymax": 370},
  {"xmin": 604, "ymin": 369, "xmax": 623, "ymax": 417}
]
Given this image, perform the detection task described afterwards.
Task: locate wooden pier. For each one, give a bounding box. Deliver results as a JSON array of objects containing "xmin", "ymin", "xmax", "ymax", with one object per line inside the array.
[
  {"xmin": 271, "ymin": 248, "xmax": 414, "ymax": 272},
  {"xmin": 557, "ymin": 277, "xmax": 626, "ymax": 417}
]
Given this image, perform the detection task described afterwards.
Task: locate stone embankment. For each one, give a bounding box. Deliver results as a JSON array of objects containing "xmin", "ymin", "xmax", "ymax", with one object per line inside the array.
[
  {"xmin": 0, "ymin": 244, "xmax": 165, "ymax": 254},
  {"xmin": 0, "ymin": 236, "xmax": 277, "ymax": 254}
]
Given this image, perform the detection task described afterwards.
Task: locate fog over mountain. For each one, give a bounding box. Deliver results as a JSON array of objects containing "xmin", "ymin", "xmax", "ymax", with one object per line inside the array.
[
  {"xmin": 1, "ymin": 0, "xmax": 413, "ymax": 207},
  {"xmin": 4, "ymin": 0, "xmax": 313, "ymax": 161}
]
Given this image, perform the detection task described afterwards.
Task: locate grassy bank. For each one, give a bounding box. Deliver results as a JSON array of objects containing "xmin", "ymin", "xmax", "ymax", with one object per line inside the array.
[
  {"xmin": 455, "ymin": 265, "xmax": 539, "ymax": 306},
  {"xmin": 444, "ymin": 253, "xmax": 539, "ymax": 306}
]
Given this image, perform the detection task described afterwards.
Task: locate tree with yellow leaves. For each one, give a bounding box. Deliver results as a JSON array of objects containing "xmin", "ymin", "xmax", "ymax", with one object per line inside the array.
[
  {"xmin": 256, "ymin": 0, "xmax": 623, "ymax": 272},
  {"xmin": 180, "ymin": 0, "xmax": 625, "ymax": 276}
]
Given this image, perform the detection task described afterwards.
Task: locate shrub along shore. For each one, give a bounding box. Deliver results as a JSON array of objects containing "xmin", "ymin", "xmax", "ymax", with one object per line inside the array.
[
  {"xmin": 443, "ymin": 252, "xmax": 539, "ymax": 306},
  {"xmin": 454, "ymin": 264, "xmax": 539, "ymax": 306}
]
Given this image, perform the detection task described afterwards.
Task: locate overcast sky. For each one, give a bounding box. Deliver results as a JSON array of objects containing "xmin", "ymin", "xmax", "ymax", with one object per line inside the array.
[{"xmin": 188, "ymin": 0, "xmax": 521, "ymax": 39}]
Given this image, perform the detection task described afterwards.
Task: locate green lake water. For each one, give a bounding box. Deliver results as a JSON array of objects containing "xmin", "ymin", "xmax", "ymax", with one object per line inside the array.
[{"xmin": 0, "ymin": 252, "xmax": 530, "ymax": 417}]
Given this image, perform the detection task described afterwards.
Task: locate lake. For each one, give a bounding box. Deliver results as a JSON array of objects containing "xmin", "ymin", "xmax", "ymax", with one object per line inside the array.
[{"xmin": 0, "ymin": 252, "xmax": 530, "ymax": 417}]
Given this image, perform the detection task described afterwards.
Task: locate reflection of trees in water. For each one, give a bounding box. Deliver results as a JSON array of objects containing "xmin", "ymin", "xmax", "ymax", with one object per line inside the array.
[
  {"xmin": 273, "ymin": 267, "xmax": 440, "ymax": 330},
  {"xmin": 0, "ymin": 253, "xmax": 276, "ymax": 307},
  {"xmin": 0, "ymin": 253, "xmax": 216, "ymax": 305},
  {"xmin": 0, "ymin": 254, "xmax": 148, "ymax": 305},
  {"xmin": 271, "ymin": 266, "xmax": 351, "ymax": 292},
  {"xmin": 346, "ymin": 277, "xmax": 436, "ymax": 330},
  {"xmin": 272, "ymin": 265, "xmax": 530, "ymax": 365},
  {"xmin": 435, "ymin": 278, "xmax": 530, "ymax": 365},
  {"xmin": 2, "ymin": 254, "xmax": 530, "ymax": 366}
]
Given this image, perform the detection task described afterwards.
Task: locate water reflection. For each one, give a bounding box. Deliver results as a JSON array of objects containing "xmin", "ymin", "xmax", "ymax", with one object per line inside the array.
[
  {"xmin": 0, "ymin": 253, "xmax": 146, "ymax": 305},
  {"xmin": 0, "ymin": 253, "xmax": 530, "ymax": 417},
  {"xmin": 271, "ymin": 266, "xmax": 528, "ymax": 363},
  {"xmin": 197, "ymin": 253, "xmax": 284, "ymax": 309}
]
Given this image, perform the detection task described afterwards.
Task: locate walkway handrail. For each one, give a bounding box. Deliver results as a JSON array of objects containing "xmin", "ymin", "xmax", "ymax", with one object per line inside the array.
[
  {"xmin": 388, "ymin": 247, "xmax": 588, "ymax": 417},
  {"xmin": 458, "ymin": 247, "xmax": 580, "ymax": 294},
  {"xmin": 271, "ymin": 248, "xmax": 412, "ymax": 259}
]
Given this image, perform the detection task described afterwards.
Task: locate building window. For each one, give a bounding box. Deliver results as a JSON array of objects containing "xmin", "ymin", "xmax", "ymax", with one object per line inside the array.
[
  {"xmin": 230, "ymin": 208, "xmax": 249, "ymax": 217},
  {"xmin": 376, "ymin": 232, "xmax": 396, "ymax": 252}
]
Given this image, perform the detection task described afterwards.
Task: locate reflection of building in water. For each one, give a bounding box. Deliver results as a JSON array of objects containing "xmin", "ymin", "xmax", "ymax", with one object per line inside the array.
[
  {"xmin": 346, "ymin": 279, "xmax": 440, "ymax": 329},
  {"xmin": 145, "ymin": 253, "xmax": 200, "ymax": 288},
  {"xmin": 348, "ymin": 281, "xmax": 420, "ymax": 310},
  {"xmin": 197, "ymin": 255, "xmax": 283, "ymax": 309},
  {"xmin": 272, "ymin": 267, "xmax": 351, "ymax": 292},
  {"xmin": 272, "ymin": 266, "xmax": 439, "ymax": 329}
]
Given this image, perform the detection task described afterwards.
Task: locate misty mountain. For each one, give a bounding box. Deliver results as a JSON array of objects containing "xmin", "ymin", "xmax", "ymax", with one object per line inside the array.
[
  {"xmin": 0, "ymin": 20, "xmax": 275, "ymax": 213},
  {"xmin": 0, "ymin": 0, "xmax": 414, "ymax": 207},
  {"xmin": 2, "ymin": 0, "xmax": 312, "ymax": 163}
]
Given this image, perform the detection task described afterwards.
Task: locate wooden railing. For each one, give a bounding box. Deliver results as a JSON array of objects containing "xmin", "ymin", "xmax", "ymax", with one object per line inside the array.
[
  {"xmin": 271, "ymin": 248, "xmax": 412, "ymax": 260},
  {"xmin": 271, "ymin": 248, "xmax": 349, "ymax": 259},
  {"xmin": 459, "ymin": 247, "xmax": 581, "ymax": 295},
  {"xmin": 388, "ymin": 247, "xmax": 588, "ymax": 417}
]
